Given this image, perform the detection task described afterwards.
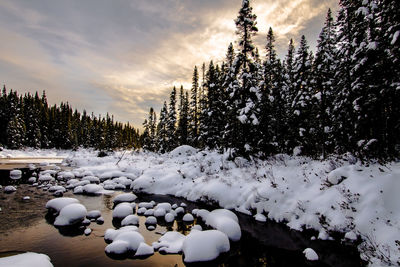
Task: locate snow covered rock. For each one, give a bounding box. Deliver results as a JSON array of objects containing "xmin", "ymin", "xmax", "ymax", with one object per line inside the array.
[
  {"xmin": 84, "ymin": 228, "xmax": 92, "ymax": 235},
  {"xmin": 112, "ymin": 203, "xmax": 134, "ymax": 219},
  {"xmin": 28, "ymin": 177, "xmax": 37, "ymax": 183},
  {"xmin": 152, "ymin": 231, "xmax": 186, "ymax": 254},
  {"xmin": 175, "ymin": 207, "xmax": 185, "ymax": 215},
  {"xmin": 254, "ymin": 213, "xmax": 267, "ymax": 222},
  {"xmin": 344, "ymin": 231, "xmax": 357, "ymax": 241},
  {"xmin": 54, "ymin": 203, "xmax": 87, "ymax": 226},
  {"xmin": 113, "ymin": 193, "xmax": 137, "ymax": 204},
  {"xmin": 104, "ymin": 226, "xmax": 139, "ymax": 242},
  {"xmin": 82, "ymin": 176, "xmax": 100, "ymax": 184},
  {"xmin": 134, "ymin": 242, "xmax": 154, "ymax": 257},
  {"xmin": 46, "ymin": 197, "xmax": 79, "ymax": 214},
  {"xmin": 87, "ymin": 210, "xmax": 101, "ymax": 220},
  {"xmin": 303, "ymin": 248, "xmax": 318, "ymax": 261},
  {"xmin": 165, "ymin": 213, "xmax": 175, "ymax": 223},
  {"xmin": 38, "ymin": 174, "xmax": 54, "ymax": 182},
  {"xmin": 183, "ymin": 213, "xmax": 194, "ymax": 222},
  {"xmin": 81, "ymin": 184, "xmax": 104, "ymax": 195},
  {"xmin": 10, "ymin": 169, "xmax": 22, "ymax": 179},
  {"xmin": 144, "ymin": 209, "xmax": 154, "ymax": 216},
  {"xmin": 121, "ymin": 215, "xmax": 140, "ymax": 226},
  {"xmin": 205, "ymin": 209, "xmax": 241, "ymax": 241},
  {"xmin": 4, "ymin": 185, "xmax": 17, "ymax": 193},
  {"xmin": 48, "ymin": 185, "xmax": 66, "ymax": 193},
  {"xmin": 155, "ymin": 203, "xmax": 172, "ymax": 213},
  {"xmin": 105, "ymin": 231, "xmax": 145, "ymax": 255},
  {"xmin": 154, "ymin": 208, "xmax": 166, "ymax": 217},
  {"xmin": 0, "ymin": 252, "xmax": 53, "ymax": 267},
  {"xmin": 23, "ymin": 196, "xmax": 30, "ymax": 200},
  {"xmin": 145, "ymin": 216, "xmax": 157, "ymax": 225},
  {"xmin": 137, "ymin": 207, "xmax": 147, "ymax": 215},
  {"xmin": 138, "ymin": 202, "xmax": 154, "ymax": 209},
  {"xmin": 182, "ymin": 230, "xmax": 230, "ymax": 263}
]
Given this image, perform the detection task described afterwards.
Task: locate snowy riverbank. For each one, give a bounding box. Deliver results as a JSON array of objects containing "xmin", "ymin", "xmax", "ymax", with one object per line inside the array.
[{"xmin": 2, "ymin": 146, "xmax": 399, "ymax": 266}]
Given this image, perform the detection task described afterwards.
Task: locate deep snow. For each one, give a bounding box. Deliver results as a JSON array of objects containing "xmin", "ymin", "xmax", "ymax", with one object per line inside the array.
[{"xmin": 2, "ymin": 147, "xmax": 400, "ymax": 266}]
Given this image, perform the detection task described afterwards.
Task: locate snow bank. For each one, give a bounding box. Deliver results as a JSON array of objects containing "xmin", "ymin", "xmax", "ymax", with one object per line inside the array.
[
  {"xmin": 61, "ymin": 148, "xmax": 400, "ymax": 266},
  {"xmin": 182, "ymin": 230, "xmax": 230, "ymax": 263},
  {"xmin": 0, "ymin": 252, "xmax": 53, "ymax": 267}
]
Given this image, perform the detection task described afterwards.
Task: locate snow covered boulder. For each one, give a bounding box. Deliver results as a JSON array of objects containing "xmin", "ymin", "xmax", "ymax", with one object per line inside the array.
[
  {"xmin": 112, "ymin": 203, "xmax": 134, "ymax": 219},
  {"xmin": 48, "ymin": 185, "xmax": 66, "ymax": 193},
  {"xmin": 303, "ymin": 248, "xmax": 318, "ymax": 261},
  {"xmin": 104, "ymin": 226, "xmax": 139, "ymax": 242},
  {"xmin": 82, "ymin": 184, "xmax": 104, "ymax": 195},
  {"xmin": 205, "ymin": 209, "xmax": 241, "ymax": 241},
  {"xmin": 10, "ymin": 169, "xmax": 22, "ymax": 179},
  {"xmin": 121, "ymin": 215, "xmax": 140, "ymax": 226},
  {"xmin": 113, "ymin": 193, "xmax": 137, "ymax": 205},
  {"xmin": 82, "ymin": 176, "xmax": 100, "ymax": 184},
  {"xmin": 152, "ymin": 231, "xmax": 186, "ymax": 254},
  {"xmin": 144, "ymin": 209, "xmax": 154, "ymax": 216},
  {"xmin": 183, "ymin": 213, "xmax": 194, "ymax": 222},
  {"xmin": 105, "ymin": 231, "xmax": 145, "ymax": 255},
  {"xmin": 154, "ymin": 208, "xmax": 166, "ymax": 217},
  {"xmin": 87, "ymin": 210, "xmax": 101, "ymax": 220},
  {"xmin": 182, "ymin": 230, "xmax": 230, "ymax": 263},
  {"xmin": 0, "ymin": 252, "xmax": 53, "ymax": 267},
  {"xmin": 138, "ymin": 202, "xmax": 154, "ymax": 209},
  {"xmin": 4, "ymin": 185, "xmax": 17, "ymax": 193},
  {"xmin": 46, "ymin": 197, "xmax": 79, "ymax": 214},
  {"xmin": 145, "ymin": 216, "xmax": 157, "ymax": 225},
  {"xmin": 155, "ymin": 203, "xmax": 172, "ymax": 213},
  {"xmin": 54, "ymin": 203, "xmax": 87, "ymax": 226},
  {"xmin": 137, "ymin": 207, "xmax": 147, "ymax": 215},
  {"xmin": 28, "ymin": 177, "xmax": 37, "ymax": 183},
  {"xmin": 39, "ymin": 174, "xmax": 54, "ymax": 182},
  {"xmin": 169, "ymin": 145, "xmax": 197, "ymax": 158},
  {"xmin": 165, "ymin": 213, "xmax": 175, "ymax": 223}
]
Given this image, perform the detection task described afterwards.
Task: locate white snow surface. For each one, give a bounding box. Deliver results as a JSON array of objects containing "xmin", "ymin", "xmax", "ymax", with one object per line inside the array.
[
  {"xmin": 182, "ymin": 230, "xmax": 230, "ymax": 263},
  {"xmin": 5, "ymin": 147, "xmax": 400, "ymax": 265},
  {"xmin": 152, "ymin": 231, "xmax": 186, "ymax": 254},
  {"xmin": 121, "ymin": 214, "xmax": 140, "ymax": 226},
  {"xmin": 0, "ymin": 252, "xmax": 53, "ymax": 267},
  {"xmin": 134, "ymin": 242, "xmax": 154, "ymax": 257}
]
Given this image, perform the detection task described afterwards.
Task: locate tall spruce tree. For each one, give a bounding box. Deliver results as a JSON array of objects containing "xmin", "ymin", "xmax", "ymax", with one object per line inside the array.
[
  {"xmin": 166, "ymin": 86, "xmax": 177, "ymax": 151},
  {"xmin": 177, "ymin": 86, "xmax": 189, "ymax": 146},
  {"xmin": 157, "ymin": 102, "xmax": 168, "ymax": 153},
  {"xmin": 189, "ymin": 66, "xmax": 200, "ymax": 146}
]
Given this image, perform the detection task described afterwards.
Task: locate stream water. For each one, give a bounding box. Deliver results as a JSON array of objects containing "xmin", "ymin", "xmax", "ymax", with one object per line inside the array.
[{"xmin": 0, "ymin": 169, "xmax": 364, "ymax": 267}]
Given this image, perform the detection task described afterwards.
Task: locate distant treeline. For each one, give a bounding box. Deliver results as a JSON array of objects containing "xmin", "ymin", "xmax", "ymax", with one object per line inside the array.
[
  {"xmin": 0, "ymin": 87, "xmax": 140, "ymax": 150},
  {"xmin": 142, "ymin": 0, "xmax": 400, "ymax": 159}
]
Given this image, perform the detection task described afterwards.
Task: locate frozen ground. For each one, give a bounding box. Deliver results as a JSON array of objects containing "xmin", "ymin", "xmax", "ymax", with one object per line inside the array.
[{"xmin": 2, "ymin": 147, "xmax": 400, "ymax": 266}]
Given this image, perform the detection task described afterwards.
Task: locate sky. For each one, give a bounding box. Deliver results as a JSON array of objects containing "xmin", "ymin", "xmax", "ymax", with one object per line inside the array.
[{"xmin": 0, "ymin": 0, "xmax": 338, "ymax": 129}]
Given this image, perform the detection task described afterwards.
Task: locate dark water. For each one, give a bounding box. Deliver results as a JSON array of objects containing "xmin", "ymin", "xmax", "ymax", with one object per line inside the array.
[{"xmin": 0, "ymin": 174, "xmax": 364, "ymax": 267}]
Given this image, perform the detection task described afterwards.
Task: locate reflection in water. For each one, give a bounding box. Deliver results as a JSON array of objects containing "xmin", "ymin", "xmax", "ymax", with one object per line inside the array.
[{"xmin": 0, "ymin": 182, "xmax": 364, "ymax": 267}]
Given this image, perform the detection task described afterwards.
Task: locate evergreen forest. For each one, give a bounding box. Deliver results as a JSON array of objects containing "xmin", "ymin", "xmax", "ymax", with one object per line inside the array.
[
  {"xmin": 0, "ymin": 87, "xmax": 140, "ymax": 150},
  {"xmin": 142, "ymin": 0, "xmax": 400, "ymax": 160}
]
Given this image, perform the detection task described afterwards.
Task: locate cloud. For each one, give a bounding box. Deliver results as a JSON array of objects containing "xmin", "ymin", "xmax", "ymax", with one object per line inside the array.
[{"xmin": 0, "ymin": 0, "xmax": 338, "ymax": 129}]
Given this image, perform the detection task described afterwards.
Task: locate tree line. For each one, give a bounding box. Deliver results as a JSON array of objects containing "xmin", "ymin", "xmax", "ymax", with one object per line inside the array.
[
  {"xmin": 142, "ymin": 0, "xmax": 400, "ymax": 159},
  {"xmin": 0, "ymin": 87, "xmax": 140, "ymax": 150}
]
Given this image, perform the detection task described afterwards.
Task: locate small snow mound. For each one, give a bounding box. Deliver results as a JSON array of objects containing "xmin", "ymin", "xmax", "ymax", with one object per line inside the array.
[
  {"xmin": 183, "ymin": 213, "xmax": 194, "ymax": 222},
  {"xmin": 54, "ymin": 203, "xmax": 87, "ymax": 226},
  {"xmin": 182, "ymin": 230, "xmax": 230, "ymax": 263},
  {"xmin": 113, "ymin": 193, "xmax": 137, "ymax": 204},
  {"xmin": 4, "ymin": 185, "xmax": 17, "ymax": 193},
  {"xmin": 165, "ymin": 213, "xmax": 175, "ymax": 223},
  {"xmin": 155, "ymin": 203, "xmax": 172, "ymax": 213},
  {"xmin": 0, "ymin": 252, "xmax": 53, "ymax": 267},
  {"xmin": 154, "ymin": 208, "xmax": 166, "ymax": 217},
  {"xmin": 144, "ymin": 209, "xmax": 155, "ymax": 216},
  {"xmin": 113, "ymin": 203, "xmax": 134, "ymax": 219},
  {"xmin": 135, "ymin": 242, "xmax": 154, "ymax": 257},
  {"xmin": 137, "ymin": 207, "xmax": 147, "ymax": 215},
  {"xmin": 170, "ymin": 145, "xmax": 197, "ymax": 157},
  {"xmin": 121, "ymin": 215, "xmax": 140, "ymax": 226},
  {"xmin": 303, "ymin": 248, "xmax": 318, "ymax": 261},
  {"xmin": 23, "ymin": 196, "xmax": 30, "ymax": 200},
  {"xmin": 10, "ymin": 169, "xmax": 22, "ymax": 179},
  {"xmin": 87, "ymin": 210, "xmax": 101, "ymax": 220},
  {"xmin": 138, "ymin": 202, "xmax": 154, "ymax": 209},
  {"xmin": 145, "ymin": 216, "xmax": 157, "ymax": 225},
  {"xmin": 84, "ymin": 228, "xmax": 92, "ymax": 235}
]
